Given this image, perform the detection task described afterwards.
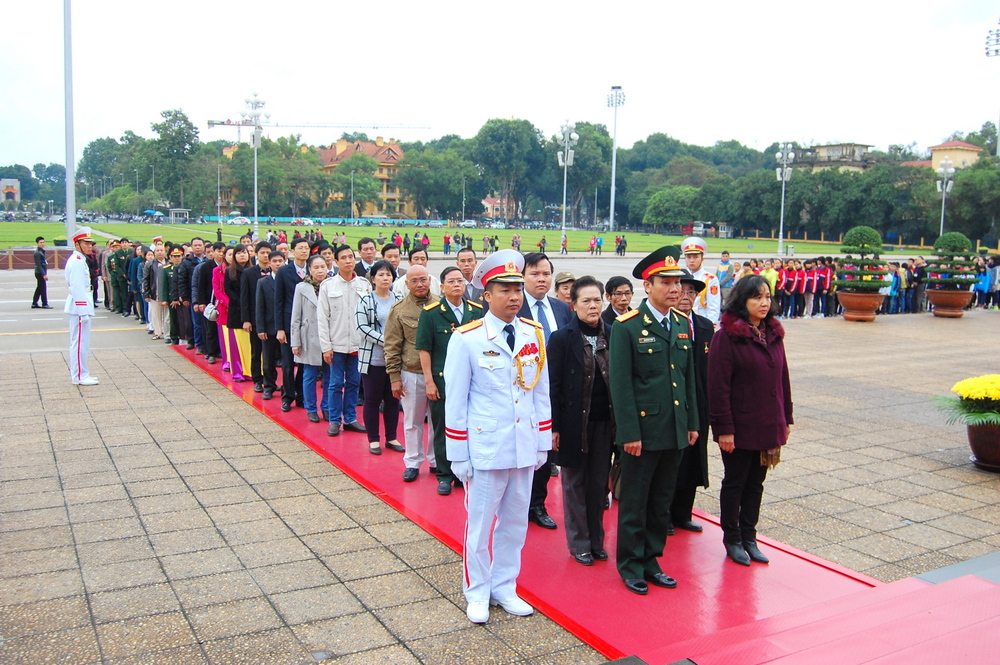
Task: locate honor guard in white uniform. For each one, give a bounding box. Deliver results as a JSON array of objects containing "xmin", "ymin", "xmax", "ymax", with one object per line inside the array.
[
  {"xmin": 65, "ymin": 227, "xmax": 99, "ymax": 386},
  {"xmin": 681, "ymin": 237, "xmax": 721, "ymax": 325},
  {"xmin": 444, "ymin": 249, "xmax": 552, "ymax": 624}
]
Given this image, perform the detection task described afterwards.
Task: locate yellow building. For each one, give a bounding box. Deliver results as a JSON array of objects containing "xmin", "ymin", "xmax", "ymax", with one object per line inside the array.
[
  {"xmin": 929, "ymin": 140, "xmax": 983, "ymax": 170},
  {"xmin": 318, "ymin": 137, "xmax": 416, "ymax": 218}
]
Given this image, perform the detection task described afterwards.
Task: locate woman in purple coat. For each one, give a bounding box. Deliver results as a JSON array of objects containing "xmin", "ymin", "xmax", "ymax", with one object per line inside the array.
[{"xmin": 708, "ymin": 275, "xmax": 793, "ymax": 567}]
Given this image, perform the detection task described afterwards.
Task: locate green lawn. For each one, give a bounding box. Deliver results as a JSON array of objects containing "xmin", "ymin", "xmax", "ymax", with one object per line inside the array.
[{"xmin": 0, "ymin": 221, "xmax": 927, "ymax": 257}]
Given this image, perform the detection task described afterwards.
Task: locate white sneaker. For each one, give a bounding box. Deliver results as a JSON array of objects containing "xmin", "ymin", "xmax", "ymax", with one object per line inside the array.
[
  {"xmin": 466, "ymin": 601, "xmax": 490, "ymax": 624},
  {"xmin": 72, "ymin": 376, "xmax": 99, "ymax": 386},
  {"xmin": 490, "ymin": 596, "xmax": 533, "ymax": 616}
]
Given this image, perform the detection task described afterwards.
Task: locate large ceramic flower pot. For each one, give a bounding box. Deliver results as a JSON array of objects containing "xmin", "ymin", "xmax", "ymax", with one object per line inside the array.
[
  {"xmin": 836, "ymin": 291, "xmax": 885, "ymax": 322},
  {"xmin": 968, "ymin": 423, "xmax": 1000, "ymax": 472},
  {"xmin": 926, "ymin": 289, "xmax": 975, "ymax": 318}
]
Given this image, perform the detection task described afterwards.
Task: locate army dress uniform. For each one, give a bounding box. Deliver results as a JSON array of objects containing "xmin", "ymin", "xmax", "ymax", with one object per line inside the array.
[
  {"xmin": 609, "ymin": 247, "xmax": 699, "ymax": 590},
  {"xmin": 65, "ymin": 228, "xmax": 98, "ymax": 385},
  {"xmin": 416, "ymin": 296, "xmax": 484, "ymax": 488},
  {"xmin": 444, "ymin": 249, "xmax": 551, "ymax": 622},
  {"xmin": 110, "ymin": 244, "xmax": 130, "ymax": 313}
]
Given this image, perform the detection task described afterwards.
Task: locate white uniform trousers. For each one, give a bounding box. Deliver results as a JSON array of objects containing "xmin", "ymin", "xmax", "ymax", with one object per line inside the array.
[
  {"xmin": 463, "ymin": 466, "xmax": 533, "ymax": 604},
  {"xmin": 68, "ymin": 314, "xmax": 92, "ymax": 382},
  {"xmin": 401, "ymin": 370, "xmax": 435, "ymax": 470}
]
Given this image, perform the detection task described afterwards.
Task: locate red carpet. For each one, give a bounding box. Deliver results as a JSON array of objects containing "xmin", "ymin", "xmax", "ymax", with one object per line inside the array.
[{"xmin": 176, "ymin": 346, "xmax": 880, "ymax": 663}]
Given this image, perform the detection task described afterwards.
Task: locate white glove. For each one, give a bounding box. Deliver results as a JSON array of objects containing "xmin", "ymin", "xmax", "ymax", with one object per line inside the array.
[
  {"xmin": 533, "ymin": 451, "xmax": 548, "ymax": 470},
  {"xmin": 451, "ymin": 460, "xmax": 473, "ymax": 483}
]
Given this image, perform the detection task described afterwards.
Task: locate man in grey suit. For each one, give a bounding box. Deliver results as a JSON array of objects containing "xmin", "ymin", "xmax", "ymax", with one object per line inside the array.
[
  {"xmin": 32, "ymin": 236, "xmax": 52, "ymax": 309},
  {"xmin": 457, "ymin": 248, "xmax": 483, "ymax": 302},
  {"xmin": 517, "ymin": 252, "xmax": 573, "ymax": 530}
]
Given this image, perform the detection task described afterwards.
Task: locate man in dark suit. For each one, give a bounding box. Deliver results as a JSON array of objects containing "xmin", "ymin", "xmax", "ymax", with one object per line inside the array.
[
  {"xmin": 456, "ymin": 248, "xmax": 483, "ymax": 302},
  {"xmin": 601, "ymin": 276, "xmax": 634, "ymax": 326},
  {"xmin": 669, "ymin": 273, "xmax": 713, "ymax": 534},
  {"xmin": 517, "ymin": 252, "xmax": 573, "ymax": 530},
  {"xmin": 274, "ymin": 237, "xmax": 310, "ymax": 411},
  {"xmin": 193, "ymin": 242, "xmax": 224, "ymax": 363},
  {"xmin": 256, "ymin": 250, "xmax": 285, "ymax": 400},
  {"xmin": 355, "ymin": 237, "xmax": 377, "ymax": 278},
  {"xmin": 32, "ymin": 236, "xmax": 51, "ymax": 309},
  {"xmin": 241, "ymin": 242, "xmax": 272, "ymax": 392}
]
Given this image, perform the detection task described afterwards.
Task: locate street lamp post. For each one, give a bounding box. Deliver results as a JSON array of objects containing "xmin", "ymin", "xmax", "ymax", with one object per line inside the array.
[
  {"xmin": 607, "ymin": 86, "xmax": 625, "ymax": 233},
  {"xmin": 986, "ymin": 23, "xmax": 1000, "ymax": 157},
  {"xmin": 241, "ymin": 92, "xmax": 269, "ymax": 239},
  {"xmin": 350, "ymin": 171, "xmax": 355, "ymax": 221},
  {"xmin": 937, "ymin": 156, "xmax": 955, "ymax": 237},
  {"xmin": 555, "ymin": 121, "xmax": 579, "ymax": 238},
  {"xmin": 150, "ymin": 164, "xmax": 155, "ymax": 194},
  {"xmin": 775, "ymin": 143, "xmax": 795, "ymax": 256},
  {"xmin": 48, "ymin": 200, "xmax": 54, "ymax": 217},
  {"xmin": 217, "ymin": 164, "xmax": 222, "ymax": 227}
]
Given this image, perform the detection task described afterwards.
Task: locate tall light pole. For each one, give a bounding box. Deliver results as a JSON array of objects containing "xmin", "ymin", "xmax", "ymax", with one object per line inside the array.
[
  {"xmin": 937, "ymin": 156, "xmax": 955, "ymax": 237},
  {"xmin": 63, "ymin": 0, "xmax": 76, "ymax": 239},
  {"xmin": 133, "ymin": 168, "xmax": 138, "ymax": 191},
  {"xmin": 350, "ymin": 170, "xmax": 355, "ymax": 220},
  {"xmin": 555, "ymin": 121, "xmax": 579, "ymax": 237},
  {"xmin": 775, "ymin": 142, "xmax": 795, "ymax": 256},
  {"xmin": 216, "ymin": 164, "xmax": 222, "ymax": 226},
  {"xmin": 150, "ymin": 164, "xmax": 155, "ymax": 194},
  {"xmin": 607, "ymin": 86, "xmax": 625, "ymax": 233},
  {"xmin": 241, "ymin": 92, "xmax": 269, "ymax": 239},
  {"xmin": 986, "ymin": 22, "xmax": 1000, "ymax": 157},
  {"xmin": 462, "ymin": 176, "xmax": 466, "ymax": 223}
]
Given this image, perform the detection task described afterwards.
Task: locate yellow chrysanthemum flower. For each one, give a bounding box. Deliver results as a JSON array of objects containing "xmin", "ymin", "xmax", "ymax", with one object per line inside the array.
[{"xmin": 952, "ymin": 375, "xmax": 1000, "ymax": 401}]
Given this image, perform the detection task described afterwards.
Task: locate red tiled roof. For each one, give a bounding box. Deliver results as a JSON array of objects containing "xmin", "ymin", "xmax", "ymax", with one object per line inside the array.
[
  {"xmin": 318, "ymin": 140, "xmax": 404, "ymax": 168},
  {"xmin": 929, "ymin": 140, "xmax": 984, "ymax": 151},
  {"xmin": 901, "ymin": 160, "xmax": 932, "ymax": 168}
]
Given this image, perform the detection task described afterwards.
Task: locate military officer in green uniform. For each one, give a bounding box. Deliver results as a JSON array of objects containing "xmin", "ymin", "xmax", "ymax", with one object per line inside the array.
[
  {"xmin": 417, "ymin": 266, "xmax": 485, "ymax": 496},
  {"xmin": 609, "ymin": 245, "xmax": 700, "ymax": 596},
  {"xmin": 110, "ymin": 238, "xmax": 132, "ymax": 315}
]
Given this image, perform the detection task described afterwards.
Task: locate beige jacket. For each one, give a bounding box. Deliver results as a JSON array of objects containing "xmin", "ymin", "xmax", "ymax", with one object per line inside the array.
[{"xmin": 384, "ymin": 292, "xmax": 439, "ymax": 381}]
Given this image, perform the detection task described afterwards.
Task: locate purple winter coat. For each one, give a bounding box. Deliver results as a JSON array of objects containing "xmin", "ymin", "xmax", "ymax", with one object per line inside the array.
[{"xmin": 708, "ymin": 312, "xmax": 793, "ymax": 450}]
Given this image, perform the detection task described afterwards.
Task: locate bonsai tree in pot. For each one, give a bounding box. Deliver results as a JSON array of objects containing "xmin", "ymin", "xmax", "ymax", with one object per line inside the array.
[
  {"xmin": 833, "ymin": 225, "xmax": 890, "ymax": 322},
  {"xmin": 924, "ymin": 231, "xmax": 977, "ymax": 318}
]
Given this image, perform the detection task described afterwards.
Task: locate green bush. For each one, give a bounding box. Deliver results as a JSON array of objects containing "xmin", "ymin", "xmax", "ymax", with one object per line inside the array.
[
  {"xmin": 927, "ymin": 232, "xmax": 977, "ymax": 290},
  {"xmin": 933, "ymin": 232, "xmax": 972, "ymax": 253},
  {"xmin": 841, "ymin": 225, "xmax": 882, "ymax": 254},
  {"xmin": 835, "ymin": 225, "xmax": 888, "ymax": 292}
]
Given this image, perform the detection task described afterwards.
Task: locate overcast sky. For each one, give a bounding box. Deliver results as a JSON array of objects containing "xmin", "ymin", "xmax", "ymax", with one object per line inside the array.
[{"xmin": 4, "ymin": 0, "xmax": 999, "ymax": 171}]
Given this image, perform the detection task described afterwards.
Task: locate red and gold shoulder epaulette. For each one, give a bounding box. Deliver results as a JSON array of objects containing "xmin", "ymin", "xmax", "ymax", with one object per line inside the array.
[
  {"xmin": 423, "ymin": 301, "xmax": 439, "ymax": 311},
  {"xmin": 615, "ymin": 309, "xmax": 639, "ymax": 323},
  {"xmin": 518, "ymin": 316, "xmax": 543, "ymax": 329},
  {"xmin": 466, "ymin": 300, "xmax": 483, "ymax": 309},
  {"xmin": 669, "ymin": 307, "xmax": 690, "ymax": 320},
  {"xmin": 455, "ymin": 319, "xmax": 484, "ymax": 333}
]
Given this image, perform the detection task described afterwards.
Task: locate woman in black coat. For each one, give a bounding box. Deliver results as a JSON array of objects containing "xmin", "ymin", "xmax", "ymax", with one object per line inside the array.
[
  {"xmin": 709, "ymin": 275, "xmax": 793, "ymax": 567},
  {"xmin": 548, "ymin": 276, "xmax": 615, "ymax": 567}
]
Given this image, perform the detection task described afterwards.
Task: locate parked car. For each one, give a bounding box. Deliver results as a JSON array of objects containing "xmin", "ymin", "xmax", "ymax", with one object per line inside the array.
[{"xmin": 459, "ymin": 219, "xmax": 477, "ymax": 228}]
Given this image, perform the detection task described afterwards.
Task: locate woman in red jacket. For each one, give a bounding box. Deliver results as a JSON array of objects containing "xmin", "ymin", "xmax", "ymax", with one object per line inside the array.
[{"xmin": 709, "ymin": 275, "xmax": 793, "ymax": 567}]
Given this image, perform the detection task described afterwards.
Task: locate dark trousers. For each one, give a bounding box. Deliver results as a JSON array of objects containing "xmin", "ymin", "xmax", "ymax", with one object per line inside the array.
[
  {"xmin": 280, "ymin": 342, "xmax": 303, "ymax": 405},
  {"xmin": 202, "ymin": 312, "xmax": 221, "ymax": 357},
  {"xmin": 530, "ymin": 451, "xmax": 557, "ymax": 511},
  {"xmin": 167, "ymin": 305, "xmax": 179, "ymax": 341},
  {"xmin": 428, "ymin": 377, "xmax": 453, "ymax": 483},
  {"xmin": 670, "ymin": 441, "xmax": 705, "ymax": 527},
  {"xmin": 261, "ymin": 336, "xmax": 280, "ymax": 390},
  {"xmin": 177, "ymin": 304, "xmax": 192, "ymax": 342},
  {"xmin": 719, "ymin": 448, "xmax": 769, "ymax": 545},
  {"xmin": 616, "ymin": 447, "xmax": 681, "ymax": 581},
  {"xmin": 32, "ymin": 275, "xmax": 48, "ymax": 306},
  {"xmin": 248, "ymin": 330, "xmax": 263, "ymax": 383},
  {"xmin": 113, "ymin": 276, "xmax": 128, "ymax": 312},
  {"xmin": 561, "ymin": 420, "xmax": 613, "ymax": 554},
  {"xmin": 361, "ymin": 365, "xmax": 400, "ymax": 444}
]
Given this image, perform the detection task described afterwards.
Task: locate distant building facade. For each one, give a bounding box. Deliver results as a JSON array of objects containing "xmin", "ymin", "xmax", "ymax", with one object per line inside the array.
[
  {"xmin": 318, "ymin": 137, "xmax": 415, "ymax": 218},
  {"xmin": 795, "ymin": 143, "xmax": 875, "ymax": 173},
  {"xmin": 1, "ymin": 179, "xmax": 21, "ymax": 205}
]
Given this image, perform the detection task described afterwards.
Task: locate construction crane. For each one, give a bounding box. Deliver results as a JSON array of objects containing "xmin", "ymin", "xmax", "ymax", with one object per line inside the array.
[{"xmin": 206, "ymin": 119, "xmax": 429, "ymax": 143}]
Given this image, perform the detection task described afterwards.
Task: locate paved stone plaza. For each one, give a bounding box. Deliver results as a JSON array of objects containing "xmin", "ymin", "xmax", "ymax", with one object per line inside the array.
[{"xmin": 1, "ymin": 262, "xmax": 998, "ymax": 664}]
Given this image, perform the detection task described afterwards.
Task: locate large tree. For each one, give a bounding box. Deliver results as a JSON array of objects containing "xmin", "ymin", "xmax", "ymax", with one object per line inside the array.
[
  {"xmin": 471, "ymin": 118, "xmax": 544, "ymax": 222},
  {"xmin": 150, "ymin": 109, "xmax": 200, "ymax": 207},
  {"xmin": 330, "ymin": 153, "xmax": 380, "ymax": 217},
  {"xmin": 643, "ymin": 186, "xmax": 698, "ymax": 228},
  {"xmin": 394, "ymin": 149, "xmax": 479, "ymax": 219}
]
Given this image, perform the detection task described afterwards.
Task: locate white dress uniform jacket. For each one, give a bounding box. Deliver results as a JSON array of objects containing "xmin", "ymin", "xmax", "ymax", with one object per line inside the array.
[
  {"xmin": 443, "ymin": 312, "xmax": 552, "ymax": 469},
  {"xmin": 691, "ymin": 267, "xmax": 721, "ymax": 325},
  {"xmin": 64, "ymin": 251, "xmax": 95, "ymax": 316}
]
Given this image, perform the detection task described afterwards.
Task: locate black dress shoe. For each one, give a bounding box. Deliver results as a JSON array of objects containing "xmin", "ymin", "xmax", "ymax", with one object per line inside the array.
[
  {"xmin": 428, "ymin": 466, "xmax": 438, "ymax": 475},
  {"xmin": 528, "ymin": 508, "xmax": 557, "ymax": 530},
  {"xmin": 743, "ymin": 541, "xmax": 770, "ymax": 564},
  {"xmin": 253, "ymin": 383, "xmax": 264, "ymax": 393},
  {"xmin": 369, "ymin": 443, "xmax": 382, "ymax": 456},
  {"xmin": 385, "ymin": 441, "xmax": 405, "ymax": 453},
  {"xmin": 677, "ymin": 520, "xmax": 703, "ymax": 533},
  {"xmin": 437, "ymin": 480, "xmax": 452, "ymax": 496},
  {"xmin": 262, "ymin": 389, "xmax": 274, "ymax": 400},
  {"xmin": 572, "ymin": 552, "xmax": 594, "ymax": 566},
  {"xmin": 307, "ymin": 412, "xmax": 320, "ymax": 423},
  {"xmin": 207, "ymin": 356, "xmax": 217, "ymax": 364},
  {"xmin": 41, "ymin": 305, "xmax": 53, "ymax": 309},
  {"xmin": 591, "ymin": 549, "xmax": 609, "ymax": 561},
  {"xmin": 666, "ymin": 523, "xmax": 675, "ymax": 536},
  {"xmin": 725, "ymin": 543, "xmax": 751, "ymax": 566},
  {"xmin": 645, "ymin": 572, "xmax": 677, "ymax": 589},
  {"xmin": 186, "ymin": 343, "xmax": 195, "ymax": 350},
  {"xmin": 343, "ymin": 421, "xmax": 367, "ymax": 433},
  {"xmin": 403, "ymin": 468, "xmax": 419, "ymax": 482},
  {"xmin": 31, "ymin": 304, "xmax": 40, "ymax": 309},
  {"xmin": 623, "ymin": 578, "xmax": 648, "ymax": 595},
  {"xmin": 327, "ymin": 422, "xmax": 341, "ymax": 437},
  {"xmin": 550, "ymin": 462, "xmax": 560, "ymax": 477},
  {"xmin": 280, "ymin": 400, "xmax": 291, "ymax": 413}
]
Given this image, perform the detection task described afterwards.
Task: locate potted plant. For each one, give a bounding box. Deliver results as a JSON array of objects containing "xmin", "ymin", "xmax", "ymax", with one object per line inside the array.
[
  {"xmin": 833, "ymin": 225, "xmax": 889, "ymax": 322},
  {"xmin": 924, "ymin": 232, "xmax": 977, "ymax": 318},
  {"xmin": 934, "ymin": 374, "xmax": 1000, "ymax": 471}
]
